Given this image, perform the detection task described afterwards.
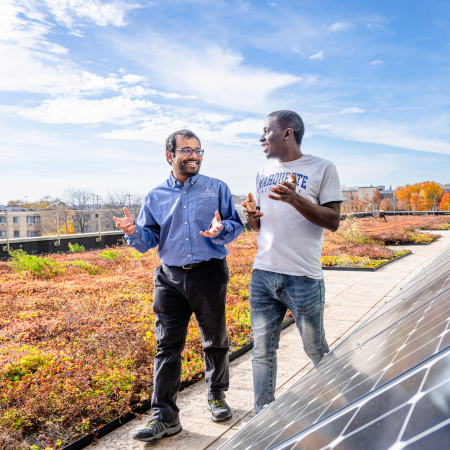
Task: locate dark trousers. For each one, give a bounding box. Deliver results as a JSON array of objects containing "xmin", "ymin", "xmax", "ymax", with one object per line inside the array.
[{"xmin": 151, "ymin": 258, "xmax": 230, "ymax": 423}]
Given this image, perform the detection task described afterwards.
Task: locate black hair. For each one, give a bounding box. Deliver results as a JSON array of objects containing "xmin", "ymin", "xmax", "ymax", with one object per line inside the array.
[
  {"xmin": 267, "ymin": 110, "xmax": 305, "ymax": 145},
  {"xmin": 165, "ymin": 129, "xmax": 201, "ymax": 165}
]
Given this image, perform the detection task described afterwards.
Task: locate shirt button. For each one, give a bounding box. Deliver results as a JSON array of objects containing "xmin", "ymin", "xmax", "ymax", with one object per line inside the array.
[
  {"xmin": 183, "ymin": 191, "xmax": 186, "ymax": 193},
  {"xmin": 186, "ymin": 238, "xmax": 189, "ymax": 240},
  {"xmin": 188, "ymin": 255, "xmax": 191, "ymax": 257},
  {"xmin": 185, "ymin": 222, "xmax": 187, "ymax": 224},
  {"xmin": 184, "ymin": 206, "xmax": 186, "ymax": 208}
]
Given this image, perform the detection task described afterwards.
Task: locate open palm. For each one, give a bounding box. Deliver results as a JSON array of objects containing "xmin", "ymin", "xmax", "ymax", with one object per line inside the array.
[{"xmin": 113, "ymin": 207, "xmax": 136, "ymax": 235}]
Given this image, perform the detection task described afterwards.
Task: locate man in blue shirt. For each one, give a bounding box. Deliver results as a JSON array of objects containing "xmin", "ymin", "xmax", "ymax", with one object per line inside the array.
[{"xmin": 113, "ymin": 129, "xmax": 244, "ymax": 443}]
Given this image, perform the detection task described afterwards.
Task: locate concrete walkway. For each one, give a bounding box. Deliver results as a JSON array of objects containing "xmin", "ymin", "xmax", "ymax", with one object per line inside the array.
[{"xmin": 94, "ymin": 230, "xmax": 450, "ymax": 450}]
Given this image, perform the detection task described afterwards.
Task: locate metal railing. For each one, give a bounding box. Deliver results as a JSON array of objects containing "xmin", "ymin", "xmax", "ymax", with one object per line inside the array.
[
  {"xmin": 2, "ymin": 203, "xmax": 449, "ymax": 253},
  {"xmin": 0, "ymin": 208, "xmax": 140, "ymax": 253},
  {"xmin": 340, "ymin": 202, "xmax": 450, "ymax": 214}
]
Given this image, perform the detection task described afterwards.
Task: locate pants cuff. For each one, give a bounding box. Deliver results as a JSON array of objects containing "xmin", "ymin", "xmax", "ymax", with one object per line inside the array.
[
  {"xmin": 207, "ymin": 391, "xmax": 226, "ymax": 400},
  {"xmin": 152, "ymin": 412, "xmax": 179, "ymax": 424}
]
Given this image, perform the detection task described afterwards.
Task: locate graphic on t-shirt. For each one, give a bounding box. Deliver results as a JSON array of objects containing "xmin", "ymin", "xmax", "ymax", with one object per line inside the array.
[{"xmin": 258, "ymin": 171, "xmax": 308, "ymax": 196}]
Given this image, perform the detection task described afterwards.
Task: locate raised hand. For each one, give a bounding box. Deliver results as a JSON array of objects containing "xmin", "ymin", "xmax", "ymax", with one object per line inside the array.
[
  {"xmin": 242, "ymin": 192, "xmax": 263, "ymax": 221},
  {"xmin": 200, "ymin": 211, "xmax": 224, "ymax": 237},
  {"xmin": 113, "ymin": 207, "xmax": 136, "ymax": 235},
  {"xmin": 268, "ymin": 173, "xmax": 298, "ymax": 204}
]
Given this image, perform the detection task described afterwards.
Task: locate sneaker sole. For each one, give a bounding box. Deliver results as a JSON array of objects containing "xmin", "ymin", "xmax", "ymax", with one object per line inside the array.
[{"xmin": 133, "ymin": 424, "xmax": 182, "ymax": 442}]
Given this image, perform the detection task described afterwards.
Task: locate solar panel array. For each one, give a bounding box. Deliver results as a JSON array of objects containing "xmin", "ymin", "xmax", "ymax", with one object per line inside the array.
[{"xmin": 219, "ymin": 246, "xmax": 450, "ymax": 450}]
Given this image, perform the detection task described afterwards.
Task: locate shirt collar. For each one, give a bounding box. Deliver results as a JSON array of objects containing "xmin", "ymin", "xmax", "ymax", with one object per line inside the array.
[{"xmin": 169, "ymin": 172, "xmax": 201, "ymax": 188}]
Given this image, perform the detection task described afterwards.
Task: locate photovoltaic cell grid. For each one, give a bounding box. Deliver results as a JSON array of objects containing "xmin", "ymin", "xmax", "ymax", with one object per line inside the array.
[
  {"xmin": 271, "ymin": 347, "xmax": 450, "ymax": 450},
  {"xmin": 297, "ymin": 247, "xmax": 450, "ymax": 385},
  {"xmin": 218, "ymin": 244, "xmax": 450, "ymax": 450},
  {"xmin": 357, "ymin": 248, "xmax": 450, "ymax": 329}
]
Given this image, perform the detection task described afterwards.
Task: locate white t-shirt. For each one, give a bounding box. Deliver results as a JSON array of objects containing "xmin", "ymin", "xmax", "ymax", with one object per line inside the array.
[{"xmin": 253, "ymin": 154, "xmax": 343, "ymax": 279}]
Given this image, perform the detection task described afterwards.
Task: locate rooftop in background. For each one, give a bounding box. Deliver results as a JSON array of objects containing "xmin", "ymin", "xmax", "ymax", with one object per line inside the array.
[{"xmin": 3, "ymin": 205, "xmax": 23, "ymax": 212}]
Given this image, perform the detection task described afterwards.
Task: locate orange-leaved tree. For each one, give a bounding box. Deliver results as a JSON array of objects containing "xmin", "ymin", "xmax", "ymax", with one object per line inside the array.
[
  {"xmin": 410, "ymin": 192, "xmax": 423, "ymax": 211},
  {"xmin": 394, "ymin": 184, "xmax": 413, "ymax": 210},
  {"xmin": 395, "ymin": 182, "xmax": 443, "ymax": 211},
  {"xmin": 351, "ymin": 194, "xmax": 361, "ymax": 212},
  {"xmin": 440, "ymin": 191, "xmax": 450, "ymax": 212},
  {"xmin": 373, "ymin": 189, "xmax": 382, "ymax": 208},
  {"xmin": 380, "ymin": 198, "xmax": 394, "ymax": 211},
  {"xmin": 418, "ymin": 181, "xmax": 443, "ymax": 210}
]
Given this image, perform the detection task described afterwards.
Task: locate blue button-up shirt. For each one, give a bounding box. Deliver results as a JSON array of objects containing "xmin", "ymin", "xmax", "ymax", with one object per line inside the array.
[{"xmin": 125, "ymin": 172, "xmax": 244, "ymax": 266}]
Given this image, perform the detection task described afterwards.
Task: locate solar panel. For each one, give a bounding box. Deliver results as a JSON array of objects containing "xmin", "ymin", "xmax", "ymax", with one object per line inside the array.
[
  {"xmin": 270, "ymin": 347, "xmax": 450, "ymax": 450},
  {"xmin": 218, "ymin": 244, "xmax": 450, "ymax": 450}
]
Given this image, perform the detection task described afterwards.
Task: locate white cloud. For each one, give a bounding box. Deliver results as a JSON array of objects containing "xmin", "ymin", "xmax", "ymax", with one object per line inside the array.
[
  {"xmin": 45, "ymin": 42, "xmax": 69, "ymax": 54},
  {"xmin": 114, "ymin": 35, "xmax": 301, "ymax": 112},
  {"xmin": 19, "ymin": 96, "xmax": 158, "ymax": 124},
  {"xmin": 118, "ymin": 68, "xmax": 126, "ymax": 74},
  {"xmin": 328, "ymin": 22, "xmax": 350, "ymax": 32},
  {"xmin": 338, "ymin": 107, "xmax": 366, "ymax": 114},
  {"xmin": 311, "ymin": 120, "xmax": 450, "ymax": 155},
  {"xmin": 371, "ymin": 60, "xmax": 384, "ymax": 65},
  {"xmin": 309, "ymin": 51, "xmax": 323, "ymax": 60},
  {"xmin": 97, "ymin": 114, "xmax": 263, "ymax": 146},
  {"xmin": 42, "ymin": 0, "xmax": 145, "ymax": 30},
  {"xmin": 0, "ymin": 0, "xmax": 127, "ymax": 95},
  {"xmin": 122, "ymin": 73, "xmax": 147, "ymax": 84},
  {"xmin": 121, "ymin": 86, "xmax": 197, "ymax": 99}
]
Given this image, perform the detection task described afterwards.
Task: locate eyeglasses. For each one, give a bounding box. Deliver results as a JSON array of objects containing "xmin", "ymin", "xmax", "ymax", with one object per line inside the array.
[{"xmin": 174, "ymin": 147, "xmax": 204, "ymax": 156}]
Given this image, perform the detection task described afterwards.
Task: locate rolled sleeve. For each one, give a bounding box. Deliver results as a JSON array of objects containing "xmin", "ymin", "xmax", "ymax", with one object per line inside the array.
[{"xmin": 125, "ymin": 197, "xmax": 160, "ymax": 253}]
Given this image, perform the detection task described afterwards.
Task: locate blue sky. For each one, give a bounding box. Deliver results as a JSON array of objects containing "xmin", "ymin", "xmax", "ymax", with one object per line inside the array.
[{"xmin": 1, "ymin": 0, "xmax": 450, "ymax": 203}]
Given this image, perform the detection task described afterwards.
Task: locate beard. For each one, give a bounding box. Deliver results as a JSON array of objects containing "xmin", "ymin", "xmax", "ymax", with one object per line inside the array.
[{"xmin": 177, "ymin": 159, "xmax": 201, "ymax": 178}]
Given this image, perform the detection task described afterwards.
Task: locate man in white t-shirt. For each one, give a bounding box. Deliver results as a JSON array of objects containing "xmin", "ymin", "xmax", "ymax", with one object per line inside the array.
[{"xmin": 243, "ymin": 110, "xmax": 343, "ymax": 414}]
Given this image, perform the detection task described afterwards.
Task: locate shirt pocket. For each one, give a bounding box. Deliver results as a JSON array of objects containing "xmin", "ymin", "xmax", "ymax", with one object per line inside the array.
[{"xmin": 194, "ymin": 195, "xmax": 219, "ymax": 228}]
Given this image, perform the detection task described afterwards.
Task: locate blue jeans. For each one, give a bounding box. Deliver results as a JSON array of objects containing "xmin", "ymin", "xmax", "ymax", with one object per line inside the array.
[{"xmin": 250, "ymin": 269, "xmax": 329, "ymax": 414}]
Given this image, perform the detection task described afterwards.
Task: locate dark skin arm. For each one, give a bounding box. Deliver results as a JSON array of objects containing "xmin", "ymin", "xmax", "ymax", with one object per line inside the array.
[
  {"xmin": 268, "ymin": 174, "xmax": 341, "ymax": 231},
  {"xmin": 242, "ymin": 193, "xmax": 263, "ymax": 231}
]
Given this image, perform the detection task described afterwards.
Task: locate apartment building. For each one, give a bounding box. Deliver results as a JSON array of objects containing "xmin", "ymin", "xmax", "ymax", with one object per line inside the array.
[{"xmin": 0, "ymin": 205, "xmax": 41, "ymax": 239}]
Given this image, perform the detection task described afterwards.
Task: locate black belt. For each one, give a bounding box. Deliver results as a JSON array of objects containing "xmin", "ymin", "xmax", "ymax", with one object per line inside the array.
[{"xmin": 164, "ymin": 258, "xmax": 223, "ymax": 271}]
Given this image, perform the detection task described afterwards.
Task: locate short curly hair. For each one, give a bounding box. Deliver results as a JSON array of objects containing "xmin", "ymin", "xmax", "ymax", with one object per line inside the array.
[
  {"xmin": 267, "ymin": 110, "xmax": 305, "ymax": 145},
  {"xmin": 165, "ymin": 129, "xmax": 201, "ymax": 165}
]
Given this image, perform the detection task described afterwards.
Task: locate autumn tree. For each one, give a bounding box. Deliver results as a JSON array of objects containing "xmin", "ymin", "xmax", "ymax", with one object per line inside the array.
[
  {"xmin": 394, "ymin": 184, "xmax": 413, "ymax": 210},
  {"xmin": 351, "ymin": 194, "xmax": 361, "ymax": 212},
  {"xmin": 40, "ymin": 212, "xmax": 76, "ymax": 236},
  {"xmin": 29, "ymin": 196, "xmax": 66, "ymax": 210},
  {"xmin": 360, "ymin": 194, "xmax": 372, "ymax": 212},
  {"xmin": 380, "ymin": 198, "xmax": 394, "ymax": 211},
  {"xmin": 440, "ymin": 192, "xmax": 450, "ymax": 212},
  {"xmin": 418, "ymin": 181, "xmax": 443, "ymax": 210},
  {"xmin": 7, "ymin": 199, "xmax": 22, "ymax": 206},
  {"xmin": 410, "ymin": 192, "xmax": 423, "ymax": 211},
  {"xmin": 395, "ymin": 182, "xmax": 443, "ymax": 211},
  {"xmin": 373, "ymin": 189, "xmax": 382, "ymax": 208}
]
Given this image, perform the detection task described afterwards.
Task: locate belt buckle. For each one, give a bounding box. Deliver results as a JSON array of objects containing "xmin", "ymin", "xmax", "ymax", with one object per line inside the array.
[{"xmin": 182, "ymin": 263, "xmax": 195, "ymax": 269}]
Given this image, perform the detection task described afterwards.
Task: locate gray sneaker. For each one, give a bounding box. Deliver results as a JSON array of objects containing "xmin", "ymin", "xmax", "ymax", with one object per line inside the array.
[
  {"xmin": 132, "ymin": 419, "xmax": 182, "ymax": 442},
  {"xmin": 207, "ymin": 399, "xmax": 232, "ymax": 422}
]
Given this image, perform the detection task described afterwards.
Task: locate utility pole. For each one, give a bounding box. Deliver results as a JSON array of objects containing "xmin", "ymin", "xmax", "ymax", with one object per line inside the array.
[
  {"xmin": 24, "ymin": 196, "xmax": 28, "ymax": 208},
  {"xmin": 91, "ymin": 194, "xmax": 101, "ymax": 210},
  {"xmin": 127, "ymin": 194, "xmax": 131, "ymax": 210}
]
